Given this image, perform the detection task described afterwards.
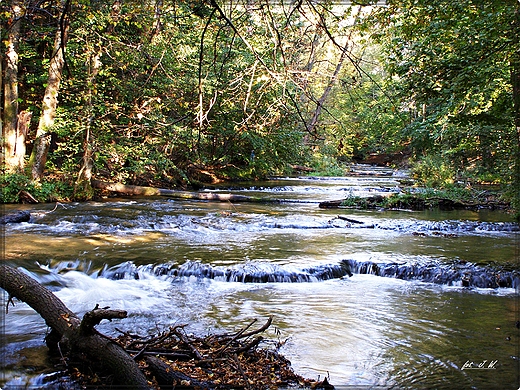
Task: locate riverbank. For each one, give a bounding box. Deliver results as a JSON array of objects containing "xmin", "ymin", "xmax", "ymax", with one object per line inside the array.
[{"xmin": 1, "ymin": 166, "xmax": 516, "ymax": 219}]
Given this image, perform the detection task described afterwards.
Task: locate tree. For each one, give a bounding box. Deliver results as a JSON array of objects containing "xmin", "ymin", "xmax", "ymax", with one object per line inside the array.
[
  {"xmin": 369, "ymin": 0, "xmax": 517, "ymax": 189},
  {"xmin": 2, "ymin": 0, "xmax": 26, "ymax": 172},
  {"xmin": 28, "ymin": 0, "xmax": 71, "ymax": 180},
  {"xmin": 510, "ymin": 0, "xmax": 520, "ymax": 213}
]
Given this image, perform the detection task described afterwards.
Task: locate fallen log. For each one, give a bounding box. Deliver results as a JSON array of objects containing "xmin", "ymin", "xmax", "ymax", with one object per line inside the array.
[
  {"xmin": 0, "ymin": 264, "xmax": 151, "ymax": 389},
  {"xmin": 319, "ymin": 200, "xmax": 343, "ymax": 208},
  {"xmin": 91, "ymin": 179, "xmax": 263, "ymax": 203},
  {"xmin": 334, "ymin": 215, "xmax": 364, "ymax": 224},
  {"xmin": 290, "ymin": 164, "xmax": 315, "ymax": 173}
]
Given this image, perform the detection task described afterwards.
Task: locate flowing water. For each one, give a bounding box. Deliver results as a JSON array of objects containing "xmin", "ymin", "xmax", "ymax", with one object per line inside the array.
[{"xmin": 1, "ymin": 173, "xmax": 519, "ymax": 389}]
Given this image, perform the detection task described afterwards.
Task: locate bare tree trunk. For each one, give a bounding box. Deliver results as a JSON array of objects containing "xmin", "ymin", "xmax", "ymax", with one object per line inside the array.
[
  {"xmin": 512, "ymin": 1, "xmax": 520, "ymax": 215},
  {"xmin": 306, "ymin": 7, "xmax": 362, "ymax": 137},
  {"xmin": 150, "ymin": 0, "xmax": 163, "ymax": 42},
  {"xmin": 28, "ymin": 0, "xmax": 70, "ymax": 180},
  {"xmin": 14, "ymin": 110, "xmax": 32, "ymax": 168},
  {"xmin": 91, "ymin": 179, "xmax": 259, "ymax": 202},
  {"xmin": 3, "ymin": 0, "xmax": 24, "ymax": 172},
  {"xmin": 306, "ymin": 39, "xmax": 349, "ymax": 136},
  {"xmin": 0, "ymin": 264, "xmax": 151, "ymax": 389}
]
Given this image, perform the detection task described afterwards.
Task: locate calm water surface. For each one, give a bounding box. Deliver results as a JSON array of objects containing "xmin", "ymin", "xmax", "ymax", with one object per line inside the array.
[{"xmin": 1, "ymin": 176, "xmax": 519, "ymax": 389}]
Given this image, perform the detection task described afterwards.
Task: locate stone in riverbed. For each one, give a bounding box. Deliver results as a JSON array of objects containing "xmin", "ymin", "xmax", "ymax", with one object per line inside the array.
[{"xmin": 0, "ymin": 210, "xmax": 31, "ymax": 224}]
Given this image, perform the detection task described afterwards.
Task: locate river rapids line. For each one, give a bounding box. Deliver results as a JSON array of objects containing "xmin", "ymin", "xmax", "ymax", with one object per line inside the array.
[{"xmin": 95, "ymin": 259, "xmax": 519, "ymax": 289}]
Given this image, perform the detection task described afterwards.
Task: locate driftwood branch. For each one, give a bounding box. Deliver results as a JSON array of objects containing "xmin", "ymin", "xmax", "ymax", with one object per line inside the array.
[
  {"xmin": 80, "ymin": 306, "xmax": 128, "ymax": 335},
  {"xmin": 334, "ymin": 215, "xmax": 364, "ymax": 224},
  {"xmin": 235, "ymin": 336, "xmax": 264, "ymax": 353},
  {"xmin": 216, "ymin": 316, "xmax": 272, "ymax": 356},
  {"xmin": 237, "ymin": 315, "xmax": 273, "ymax": 339},
  {"xmin": 173, "ymin": 328, "xmax": 204, "ymax": 360}
]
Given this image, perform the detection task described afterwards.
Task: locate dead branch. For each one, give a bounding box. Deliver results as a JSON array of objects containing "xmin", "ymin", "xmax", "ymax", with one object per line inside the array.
[
  {"xmin": 334, "ymin": 216, "xmax": 364, "ymax": 224},
  {"xmin": 173, "ymin": 328, "xmax": 204, "ymax": 360},
  {"xmin": 238, "ymin": 315, "xmax": 273, "ymax": 339},
  {"xmin": 235, "ymin": 336, "xmax": 264, "ymax": 354},
  {"xmin": 80, "ymin": 305, "xmax": 128, "ymax": 334}
]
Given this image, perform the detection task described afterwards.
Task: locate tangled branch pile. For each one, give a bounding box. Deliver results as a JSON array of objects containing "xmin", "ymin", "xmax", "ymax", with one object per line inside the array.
[{"xmin": 106, "ymin": 316, "xmax": 333, "ymax": 389}]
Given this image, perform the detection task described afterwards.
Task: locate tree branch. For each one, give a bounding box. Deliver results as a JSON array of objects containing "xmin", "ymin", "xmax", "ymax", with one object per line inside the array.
[{"xmin": 0, "ymin": 264, "xmax": 151, "ymax": 389}]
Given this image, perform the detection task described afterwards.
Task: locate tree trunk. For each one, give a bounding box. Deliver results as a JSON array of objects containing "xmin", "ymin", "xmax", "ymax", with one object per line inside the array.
[
  {"xmin": 306, "ymin": 7, "xmax": 361, "ymax": 137},
  {"xmin": 14, "ymin": 110, "xmax": 32, "ymax": 168},
  {"xmin": 511, "ymin": 0, "xmax": 520, "ymax": 215},
  {"xmin": 150, "ymin": 0, "xmax": 163, "ymax": 42},
  {"xmin": 0, "ymin": 264, "xmax": 151, "ymax": 389},
  {"xmin": 3, "ymin": 0, "xmax": 23, "ymax": 172},
  {"xmin": 306, "ymin": 39, "xmax": 349, "ymax": 136},
  {"xmin": 74, "ymin": 47, "xmax": 101, "ymax": 198},
  {"xmin": 91, "ymin": 179, "xmax": 264, "ymax": 203},
  {"xmin": 28, "ymin": 0, "xmax": 71, "ymax": 180},
  {"xmin": 74, "ymin": 0, "xmax": 122, "ymax": 198}
]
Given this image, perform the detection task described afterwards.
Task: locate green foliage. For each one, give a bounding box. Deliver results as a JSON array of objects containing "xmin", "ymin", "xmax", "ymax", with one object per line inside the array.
[
  {"xmin": 369, "ymin": 0, "xmax": 516, "ymax": 173},
  {"xmin": 410, "ymin": 155, "xmax": 455, "ymax": 188},
  {"xmin": 340, "ymin": 195, "xmax": 369, "ymax": 209},
  {"xmin": 1, "ymin": 173, "xmax": 74, "ymax": 203},
  {"xmin": 1, "ymin": 173, "xmax": 31, "ymax": 203},
  {"xmin": 308, "ymin": 152, "xmax": 348, "ymax": 176},
  {"xmin": 340, "ymin": 186, "xmax": 505, "ymax": 211}
]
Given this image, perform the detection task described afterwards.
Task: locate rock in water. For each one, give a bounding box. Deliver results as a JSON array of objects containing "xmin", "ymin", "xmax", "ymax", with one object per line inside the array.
[{"xmin": 0, "ymin": 210, "xmax": 31, "ymax": 224}]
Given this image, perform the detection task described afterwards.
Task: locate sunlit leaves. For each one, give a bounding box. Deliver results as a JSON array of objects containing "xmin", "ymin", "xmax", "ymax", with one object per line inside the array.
[{"xmin": 369, "ymin": 0, "xmax": 516, "ymax": 184}]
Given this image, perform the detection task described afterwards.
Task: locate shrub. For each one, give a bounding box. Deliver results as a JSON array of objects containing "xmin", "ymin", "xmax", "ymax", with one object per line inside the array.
[
  {"xmin": 0, "ymin": 173, "xmax": 74, "ymax": 203},
  {"xmin": 411, "ymin": 155, "xmax": 455, "ymax": 188}
]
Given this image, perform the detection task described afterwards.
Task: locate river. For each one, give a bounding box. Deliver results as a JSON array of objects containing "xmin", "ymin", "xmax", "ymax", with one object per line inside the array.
[{"xmin": 1, "ymin": 172, "xmax": 519, "ymax": 389}]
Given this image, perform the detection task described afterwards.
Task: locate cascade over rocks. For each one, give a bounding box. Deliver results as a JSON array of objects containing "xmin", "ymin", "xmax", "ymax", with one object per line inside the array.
[
  {"xmin": 342, "ymin": 259, "xmax": 520, "ymax": 289},
  {"xmin": 100, "ymin": 259, "xmax": 519, "ymax": 289},
  {"xmin": 103, "ymin": 260, "xmax": 353, "ymax": 283}
]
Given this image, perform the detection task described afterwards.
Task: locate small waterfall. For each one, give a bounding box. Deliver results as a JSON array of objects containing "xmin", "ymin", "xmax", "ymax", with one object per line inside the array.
[
  {"xmin": 38, "ymin": 258, "xmax": 519, "ymax": 289},
  {"xmin": 97, "ymin": 259, "xmax": 519, "ymax": 289},
  {"xmin": 100, "ymin": 260, "xmax": 353, "ymax": 283},
  {"xmin": 342, "ymin": 259, "xmax": 520, "ymax": 289}
]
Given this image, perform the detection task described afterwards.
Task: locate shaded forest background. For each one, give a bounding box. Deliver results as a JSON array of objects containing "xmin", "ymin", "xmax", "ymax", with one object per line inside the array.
[{"xmin": 2, "ymin": 0, "xmax": 519, "ymax": 214}]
